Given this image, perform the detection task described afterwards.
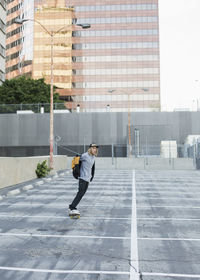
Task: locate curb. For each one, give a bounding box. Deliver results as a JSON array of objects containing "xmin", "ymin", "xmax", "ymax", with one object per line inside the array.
[
  {"xmin": 0, "ymin": 169, "xmax": 70, "ymax": 200},
  {"xmin": 43, "ymin": 178, "xmax": 52, "ymax": 182},
  {"xmin": 35, "ymin": 180, "xmax": 44, "ymax": 185},
  {"xmin": 23, "ymin": 185, "xmax": 33, "ymax": 191},
  {"xmin": 7, "ymin": 189, "xmax": 21, "ymax": 196}
]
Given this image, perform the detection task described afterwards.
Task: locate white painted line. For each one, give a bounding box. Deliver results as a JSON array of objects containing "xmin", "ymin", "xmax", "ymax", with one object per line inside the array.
[
  {"xmin": 137, "ymin": 205, "xmax": 200, "ymax": 209},
  {"xmin": 8, "ymin": 196, "xmax": 133, "ymax": 201},
  {"xmin": 0, "ymin": 214, "xmax": 199, "ymax": 222},
  {"xmin": 26, "ymin": 189, "xmax": 133, "ymax": 194},
  {"xmin": 139, "ymin": 237, "xmax": 200, "ymax": 241},
  {"xmin": 137, "ymin": 182, "xmax": 200, "ymax": 185},
  {"xmin": 0, "ymin": 214, "xmax": 131, "ymax": 220},
  {"xmin": 137, "ymin": 191, "xmax": 200, "ymax": 195},
  {"xmin": 7, "ymin": 189, "xmax": 20, "ymax": 196},
  {"xmin": 16, "ymin": 192, "xmax": 132, "ymax": 197},
  {"xmin": 0, "ymin": 233, "xmax": 130, "ymax": 240},
  {"xmin": 138, "ymin": 197, "xmax": 200, "ymax": 200},
  {"xmin": 0, "ymin": 203, "xmax": 133, "ymax": 208},
  {"xmin": 138, "ymin": 217, "xmax": 200, "ymax": 221},
  {"xmin": 14, "ymin": 185, "xmax": 122, "ymax": 190},
  {"xmin": 130, "ymin": 170, "xmax": 139, "ymax": 280},
  {"xmin": 2, "ymin": 202, "xmax": 200, "ymax": 209},
  {"xmin": 142, "ymin": 272, "xmax": 200, "ymax": 278},
  {"xmin": 23, "ymin": 185, "xmax": 33, "ymax": 191},
  {"xmin": 0, "ymin": 266, "xmax": 130, "ymax": 275},
  {"xmin": 136, "ymin": 185, "xmax": 200, "ymax": 188}
]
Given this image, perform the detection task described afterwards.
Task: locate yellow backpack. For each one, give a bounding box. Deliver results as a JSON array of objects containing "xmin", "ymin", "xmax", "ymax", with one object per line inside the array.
[{"xmin": 71, "ymin": 155, "xmax": 81, "ymax": 179}]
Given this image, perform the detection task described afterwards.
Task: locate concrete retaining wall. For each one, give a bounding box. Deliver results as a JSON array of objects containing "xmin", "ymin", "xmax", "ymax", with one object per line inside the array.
[
  {"xmin": 0, "ymin": 156, "xmax": 195, "ymax": 190},
  {"xmin": 67, "ymin": 157, "xmax": 195, "ymax": 170},
  {"xmin": 0, "ymin": 155, "xmax": 68, "ymax": 189}
]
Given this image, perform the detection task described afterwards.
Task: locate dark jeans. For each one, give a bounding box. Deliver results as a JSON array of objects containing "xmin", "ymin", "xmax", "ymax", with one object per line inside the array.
[{"xmin": 69, "ymin": 179, "xmax": 89, "ymax": 210}]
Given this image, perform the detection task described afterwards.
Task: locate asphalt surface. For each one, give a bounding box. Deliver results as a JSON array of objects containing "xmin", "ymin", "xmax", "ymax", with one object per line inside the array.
[{"xmin": 0, "ymin": 169, "xmax": 200, "ymax": 280}]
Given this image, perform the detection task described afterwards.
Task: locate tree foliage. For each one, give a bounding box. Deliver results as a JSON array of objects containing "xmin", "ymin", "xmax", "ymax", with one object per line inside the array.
[{"xmin": 0, "ymin": 76, "xmax": 63, "ymax": 104}]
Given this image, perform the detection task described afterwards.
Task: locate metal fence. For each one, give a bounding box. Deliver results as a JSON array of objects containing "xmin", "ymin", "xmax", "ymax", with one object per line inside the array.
[
  {"xmin": 187, "ymin": 141, "xmax": 200, "ymax": 169},
  {"xmin": 0, "ymin": 103, "xmax": 67, "ymax": 114},
  {"xmin": 55, "ymin": 143, "xmax": 185, "ymax": 158},
  {"xmin": 0, "ymin": 107, "xmax": 200, "ymax": 170}
]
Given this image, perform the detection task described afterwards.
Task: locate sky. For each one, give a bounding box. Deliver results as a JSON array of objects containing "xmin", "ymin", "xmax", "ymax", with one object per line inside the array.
[{"xmin": 159, "ymin": 0, "xmax": 200, "ymax": 111}]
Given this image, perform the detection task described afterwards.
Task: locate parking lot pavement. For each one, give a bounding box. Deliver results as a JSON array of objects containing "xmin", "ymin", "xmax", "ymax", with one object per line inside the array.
[
  {"xmin": 136, "ymin": 170, "xmax": 200, "ymax": 280},
  {"xmin": 0, "ymin": 170, "xmax": 132, "ymax": 280},
  {"xmin": 0, "ymin": 169, "xmax": 199, "ymax": 279}
]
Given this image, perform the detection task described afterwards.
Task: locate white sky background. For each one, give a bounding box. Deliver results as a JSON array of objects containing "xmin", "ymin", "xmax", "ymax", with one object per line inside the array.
[{"xmin": 159, "ymin": 0, "xmax": 200, "ymax": 111}]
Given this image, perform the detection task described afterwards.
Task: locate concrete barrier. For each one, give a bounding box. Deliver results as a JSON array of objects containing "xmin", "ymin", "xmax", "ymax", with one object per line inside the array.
[
  {"xmin": 0, "ymin": 155, "xmax": 68, "ymax": 189},
  {"xmin": 1, "ymin": 156, "xmax": 195, "ymax": 190},
  {"xmin": 67, "ymin": 157, "xmax": 195, "ymax": 170}
]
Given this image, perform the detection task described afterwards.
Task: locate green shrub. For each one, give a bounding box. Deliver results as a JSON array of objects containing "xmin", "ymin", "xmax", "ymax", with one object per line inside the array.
[{"xmin": 35, "ymin": 160, "xmax": 50, "ymax": 178}]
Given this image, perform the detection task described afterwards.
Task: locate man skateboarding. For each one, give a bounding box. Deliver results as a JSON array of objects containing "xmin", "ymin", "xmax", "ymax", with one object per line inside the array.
[{"xmin": 69, "ymin": 143, "xmax": 98, "ymax": 218}]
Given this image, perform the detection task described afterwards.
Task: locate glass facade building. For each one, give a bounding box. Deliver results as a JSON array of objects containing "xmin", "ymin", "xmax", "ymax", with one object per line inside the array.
[
  {"xmin": 6, "ymin": 0, "xmax": 160, "ymax": 112},
  {"xmin": 6, "ymin": 0, "xmax": 34, "ymax": 78},
  {"xmin": 0, "ymin": 0, "xmax": 6, "ymax": 84}
]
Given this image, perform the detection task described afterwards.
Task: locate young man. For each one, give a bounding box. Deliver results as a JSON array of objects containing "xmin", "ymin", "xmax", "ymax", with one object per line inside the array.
[{"xmin": 69, "ymin": 143, "xmax": 99, "ymax": 216}]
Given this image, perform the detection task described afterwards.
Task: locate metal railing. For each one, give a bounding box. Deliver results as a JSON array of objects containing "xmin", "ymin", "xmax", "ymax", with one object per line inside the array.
[{"xmin": 0, "ymin": 103, "xmax": 67, "ymax": 114}]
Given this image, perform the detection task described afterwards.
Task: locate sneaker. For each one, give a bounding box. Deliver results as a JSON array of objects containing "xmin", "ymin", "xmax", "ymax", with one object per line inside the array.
[{"xmin": 69, "ymin": 208, "xmax": 80, "ymax": 216}]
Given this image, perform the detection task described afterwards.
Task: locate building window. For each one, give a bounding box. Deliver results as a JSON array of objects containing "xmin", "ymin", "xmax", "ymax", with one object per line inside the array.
[
  {"xmin": 0, "ymin": 0, "xmax": 6, "ymax": 10},
  {"xmin": 75, "ymin": 4, "xmax": 157, "ymax": 12},
  {"xmin": 0, "ymin": 19, "xmax": 6, "ymax": 33},
  {"xmin": 7, "ymin": 3, "xmax": 23, "ymax": 16},
  {"xmin": 0, "ymin": 44, "xmax": 5, "ymax": 58}
]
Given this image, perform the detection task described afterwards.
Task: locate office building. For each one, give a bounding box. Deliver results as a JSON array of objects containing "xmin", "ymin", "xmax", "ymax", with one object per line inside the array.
[
  {"xmin": 0, "ymin": 0, "xmax": 6, "ymax": 85},
  {"xmin": 6, "ymin": 0, "xmax": 71, "ymax": 85},
  {"xmin": 6, "ymin": 0, "xmax": 160, "ymax": 112}
]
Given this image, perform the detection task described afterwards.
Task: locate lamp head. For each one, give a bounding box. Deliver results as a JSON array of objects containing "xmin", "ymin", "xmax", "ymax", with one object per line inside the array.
[
  {"xmin": 14, "ymin": 19, "xmax": 29, "ymax": 24},
  {"xmin": 76, "ymin": 23, "xmax": 91, "ymax": 29},
  {"xmin": 108, "ymin": 89, "xmax": 115, "ymax": 93}
]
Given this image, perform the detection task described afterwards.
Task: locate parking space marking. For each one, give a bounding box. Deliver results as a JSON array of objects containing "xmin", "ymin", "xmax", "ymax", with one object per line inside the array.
[
  {"xmin": 130, "ymin": 170, "xmax": 139, "ymax": 280},
  {"xmin": 136, "ymin": 185, "xmax": 200, "ymax": 188},
  {"xmin": 139, "ymin": 237, "xmax": 200, "ymax": 241},
  {"xmin": 0, "ymin": 214, "xmax": 131, "ymax": 220},
  {"xmin": 137, "ymin": 191, "xmax": 200, "ymax": 194},
  {"xmin": 138, "ymin": 217, "xmax": 200, "ymax": 221},
  {"xmin": 0, "ymin": 266, "xmax": 130, "ymax": 275},
  {"xmin": 137, "ymin": 197, "xmax": 200, "ymax": 200},
  {"xmin": 9, "ymin": 195, "xmax": 133, "ymax": 199},
  {"xmin": 137, "ymin": 205, "xmax": 200, "ymax": 209},
  {"xmin": 0, "ymin": 232, "xmax": 130, "ymax": 240},
  {"xmin": 0, "ymin": 214, "xmax": 199, "ymax": 222},
  {"xmin": 137, "ymin": 182, "xmax": 200, "ymax": 185},
  {"xmin": 142, "ymin": 272, "xmax": 200, "ymax": 278},
  {"xmin": 0, "ymin": 203, "xmax": 133, "ymax": 208},
  {"xmin": 1, "ymin": 203, "xmax": 200, "ymax": 209}
]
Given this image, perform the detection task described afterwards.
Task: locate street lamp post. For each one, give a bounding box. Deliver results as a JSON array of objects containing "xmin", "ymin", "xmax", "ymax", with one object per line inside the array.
[
  {"xmin": 15, "ymin": 18, "xmax": 90, "ymax": 169},
  {"xmin": 109, "ymin": 88, "xmax": 148, "ymax": 157}
]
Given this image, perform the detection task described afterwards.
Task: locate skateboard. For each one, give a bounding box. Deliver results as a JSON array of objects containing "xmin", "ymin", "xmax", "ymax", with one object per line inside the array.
[{"xmin": 69, "ymin": 213, "xmax": 80, "ymax": 219}]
